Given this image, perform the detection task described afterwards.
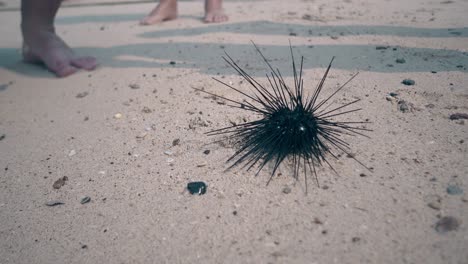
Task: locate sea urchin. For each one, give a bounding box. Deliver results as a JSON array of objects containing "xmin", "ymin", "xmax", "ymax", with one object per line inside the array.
[{"xmin": 196, "ymin": 43, "xmax": 370, "ymax": 192}]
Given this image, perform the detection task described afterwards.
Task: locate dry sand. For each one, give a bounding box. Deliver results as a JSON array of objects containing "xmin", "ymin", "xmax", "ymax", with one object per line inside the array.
[{"xmin": 0, "ymin": 0, "xmax": 467, "ymax": 263}]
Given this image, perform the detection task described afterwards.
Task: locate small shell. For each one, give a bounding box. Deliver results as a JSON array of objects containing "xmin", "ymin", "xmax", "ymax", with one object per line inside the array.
[{"xmin": 80, "ymin": 196, "xmax": 91, "ymax": 204}]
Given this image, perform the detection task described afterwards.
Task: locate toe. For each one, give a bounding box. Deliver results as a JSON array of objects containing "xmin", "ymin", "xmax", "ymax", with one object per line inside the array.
[
  {"xmin": 40, "ymin": 57, "xmax": 76, "ymax": 77},
  {"xmin": 71, "ymin": 56, "xmax": 98, "ymax": 71}
]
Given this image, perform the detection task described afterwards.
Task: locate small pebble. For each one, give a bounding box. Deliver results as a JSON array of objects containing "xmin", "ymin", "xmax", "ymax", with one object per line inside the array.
[
  {"xmin": 203, "ymin": 150, "xmax": 210, "ymax": 155},
  {"xmin": 447, "ymin": 184, "xmax": 463, "ymax": 195},
  {"xmin": 172, "ymin": 138, "xmax": 180, "ymax": 146},
  {"xmin": 0, "ymin": 134, "xmax": 5, "ymax": 141},
  {"xmin": 52, "ymin": 176, "xmax": 68, "ymax": 189},
  {"xmin": 398, "ymin": 100, "xmax": 410, "ymax": 113},
  {"xmin": 196, "ymin": 162, "xmax": 207, "ymax": 167},
  {"xmin": 375, "ymin": 46, "xmax": 388, "ymax": 50},
  {"xmin": 402, "ymin": 79, "xmax": 415, "ymax": 86},
  {"xmin": 114, "ymin": 113, "xmax": 123, "ymax": 119},
  {"xmin": 80, "ymin": 196, "xmax": 91, "ymax": 204},
  {"xmin": 425, "ymin": 194, "xmax": 442, "ymax": 210},
  {"xmin": 187, "ymin": 181, "xmax": 207, "ymax": 195},
  {"xmin": 46, "ymin": 200, "xmax": 64, "ymax": 207},
  {"xmin": 164, "ymin": 150, "xmax": 173, "ymax": 156},
  {"xmin": 142, "ymin": 106, "xmax": 152, "ymax": 113},
  {"xmin": 129, "ymin": 84, "xmax": 140, "ymax": 89},
  {"xmin": 76, "ymin": 91, "xmax": 89, "ymax": 98},
  {"xmin": 395, "ymin": 58, "xmax": 406, "ymax": 64},
  {"xmin": 282, "ymin": 186, "xmax": 292, "ymax": 194},
  {"xmin": 169, "ymin": 61, "xmax": 176, "ymax": 65},
  {"xmin": 68, "ymin": 149, "xmax": 76, "ymax": 157},
  {"xmin": 136, "ymin": 132, "xmax": 147, "ymax": 139},
  {"xmin": 435, "ymin": 216, "xmax": 460, "ymax": 233}
]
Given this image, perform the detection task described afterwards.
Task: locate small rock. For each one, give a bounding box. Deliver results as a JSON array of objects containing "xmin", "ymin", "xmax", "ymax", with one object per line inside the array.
[
  {"xmin": 282, "ymin": 186, "xmax": 292, "ymax": 194},
  {"xmin": 169, "ymin": 61, "xmax": 176, "ymax": 65},
  {"xmin": 402, "ymin": 79, "xmax": 415, "ymax": 86},
  {"xmin": 166, "ymin": 158, "xmax": 174, "ymax": 163},
  {"xmin": 164, "ymin": 150, "xmax": 173, "ymax": 156},
  {"xmin": 447, "ymin": 184, "xmax": 463, "ymax": 195},
  {"xmin": 435, "ymin": 216, "xmax": 460, "ymax": 233},
  {"xmin": 395, "ymin": 58, "xmax": 406, "ymax": 64},
  {"xmin": 351, "ymin": 237, "xmax": 361, "ymax": 242},
  {"xmin": 142, "ymin": 106, "xmax": 152, "ymax": 113},
  {"xmin": 172, "ymin": 138, "xmax": 180, "ymax": 146},
  {"xmin": 187, "ymin": 181, "xmax": 207, "ymax": 195},
  {"xmin": 68, "ymin": 149, "xmax": 76, "ymax": 157},
  {"xmin": 398, "ymin": 100, "xmax": 410, "ymax": 113},
  {"xmin": 375, "ymin": 46, "xmax": 388, "ymax": 50},
  {"xmin": 129, "ymin": 83, "xmax": 140, "ymax": 89},
  {"xmin": 0, "ymin": 134, "xmax": 5, "ymax": 141},
  {"xmin": 76, "ymin": 91, "xmax": 89, "ymax": 98},
  {"xmin": 52, "ymin": 176, "xmax": 68, "ymax": 189},
  {"xmin": 80, "ymin": 196, "xmax": 91, "ymax": 204},
  {"xmin": 196, "ymin": 162, "xmax": 207, "ymax": 167},
  {"xmin": 114, "ymin": 113, "xmax": 123, "ymax": 119},
  {"xmin": 136, "ymin": 132, "xmax": 147, "ymax": 139},
  {"xmin": 449, "ymin": 113, "xmax": 468, "ymax": 120},
  {"xmin": 46, "ymin": 200, "xmax": 64, "ymax": 207},
  {"xmin": 0, "ymin": 83, "xmax": 10, "ymax": 91},
  {"xmin": 203, "ymin": 150, "xmax": 210, "ymax": 155},
  {"xmin": 425, "ymin": 194, "xmax": 442, "ymax": 210}
]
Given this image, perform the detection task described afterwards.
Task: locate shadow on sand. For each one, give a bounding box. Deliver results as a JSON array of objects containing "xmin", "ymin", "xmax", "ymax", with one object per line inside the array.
[{"xmin": 1, "ymin": 20, "xmax": 467, "ymax": 78}]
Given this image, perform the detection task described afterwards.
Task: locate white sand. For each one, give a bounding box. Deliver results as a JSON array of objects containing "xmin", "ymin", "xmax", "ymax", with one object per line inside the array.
[{"xmin": 0, "ymin": 0, "xmax": 467, "ymax": 263}]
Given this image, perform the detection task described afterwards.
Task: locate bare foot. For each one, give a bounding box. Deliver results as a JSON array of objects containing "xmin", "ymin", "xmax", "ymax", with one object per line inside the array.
[
  {"xmin": 22, "ymin": 28, "xmax": 97, "ymax": 77},
  {"xmin": 140, "ymin": 0, "xmax": 178, "ymax": 25},
  {"xmin": 204, "ymin": 0, "xmax": 228, "ymax": 23},
  {"xmin": 21, "ymin": 0, "xmax": 97, "ymax": 77}
]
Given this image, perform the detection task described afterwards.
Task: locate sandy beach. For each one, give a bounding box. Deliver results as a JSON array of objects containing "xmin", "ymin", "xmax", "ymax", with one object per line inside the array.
[{"xmin": 0, "ymin": 0, "xmax": 467, "ymax": 263}]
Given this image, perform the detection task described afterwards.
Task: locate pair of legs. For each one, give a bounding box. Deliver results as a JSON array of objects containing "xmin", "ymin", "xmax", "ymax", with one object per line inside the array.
[
  {"xmin": 20, "ymin": 0, "xmax": 227, "ymax": 77},
  {"xmin": 140, "ymin": 0, "xmax": 228, "ymax": 25}
]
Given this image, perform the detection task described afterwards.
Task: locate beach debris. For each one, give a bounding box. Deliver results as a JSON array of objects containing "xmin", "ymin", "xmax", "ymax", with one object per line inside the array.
[
  {"xmin": 52, "ymin": 176, "xmax": 68, "ymax": 189},
  {"xmin": 446, "ymin": 184, "xmax": 463, "ymax": 195},
  {"xmin": 425, "ymin": 194, "xmax": 442, "ymax": 210},
  {"xmin": 203, "ymin": 150, "xmax": 210, "ymax": 155},
  {"xmin": 76, "ymin": 91, "xmax": 89, "ymax": 98},
  {"xmin": 136, "ymin": 132, "xmax": 148, "ymax": 139},
  {"xmin": 80, "ymin": 196, "xmax": 91, "ymax": 204},
  {"xmin": 282, "ymin": 186, "xmax": 292, "ymax": 194},
  {"xmin": 435, "ymin": 216, "xmax": 460, "ymax": 233},
  {"xmin": 0, "ymin": 134, "xmax": 5, "ymax": 141},
  {"xmin": 196, "ymin": 162, "xmax": 207, "ymax": 167},
  {"xmin": 449, "ymin": 113, "xmax": 468, "ymax": 120},
  {"xmin": 187, "ymin": 181, "xmax": 207, "ymax": 195},
  {"xmin": 172, "ymin": 138, "xmax": 180, "ymax": 146},
  {"xmin": 375, "ymin": 46, "xmax": 388, "ymax": 50},
  {"xmin": 398, "ymin": 100, "xmax": 411, "ymax": 113},
  {"xmin": 401, "ymin": 79, "xmax": 415, "ymax": 86},
  {"xmin": 68, "ymin": 149, "xmax": 76, "ymax": 157},
  {"xmin": 142, "ymin": 106, "xmax": 152, "ymax": 113},
  {"xmin": 395, "ymin": 58, "xmax": 406, "ymax": 64},
  {"xmin": 129, "ymin": 83, "xmax": 140, "ymax": 89},
  {"xmin": 45, "ymin": 200, "xmax": 64, "ymax": 207},
  {"xmin": 114, "ymin": 113, "xmax": 123, "ymax": 119}
]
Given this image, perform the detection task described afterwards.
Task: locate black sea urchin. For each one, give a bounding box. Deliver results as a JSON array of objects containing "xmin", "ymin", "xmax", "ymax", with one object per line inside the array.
[{"xmin": 197, "ymin": 43, "xmax": 370, "ymax": 192}]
